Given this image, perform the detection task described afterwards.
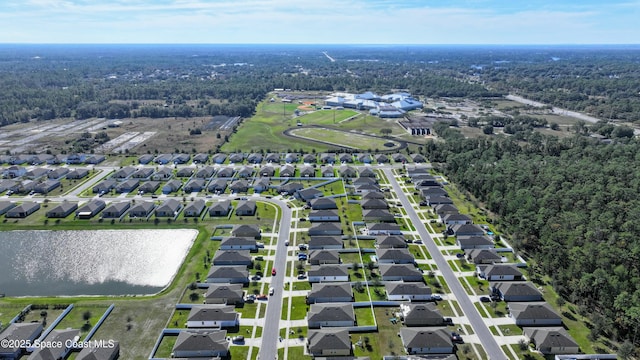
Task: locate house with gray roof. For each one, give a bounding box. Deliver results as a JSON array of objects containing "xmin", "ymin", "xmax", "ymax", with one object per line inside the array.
[
  {"xmin": 235, "ymin": 200, "xmax": 256, "ymax": 216},
  {"xmin": 206, "ymin": 266, "xmax": 249, "ymax": 284},
  {"xmin": 184, "ymin": 199, "xmax": 206, "ymax": 217},
  {"xmin": 34, "ymin": 179, "xmax": 60, "ymax": 194},
  {"xmin": 112, "ymin": 166, "xmax": 136, "ymax": 180},
  {"xmin": 362, "ymin": 209, "xmax": 395, "ymax": 222},
  {"xmin": 184, "ymin": 179, "xmax": 206, "ymax": 193},
  {"xmin": 401, "ymin": 303, "xmax": 445, "ymax": 326},
  {"xmin": 93, "ymin": 180, "xmax": 117, "ymax": 194},
  {"xmin": 308, "ymin": 210, "xmax": 340, "ymax": 222},
  {"xmin": 299, "ymin": 165, "xmax": 315, "ymax": 177},
  {"xmin": 450, "ymin": 223, "xmax": 485, "ymax": 237},
  {"xmin": 76, "ymin": 199, "xmax": 106, "ymax": 219},
  {"xmin": 162, "ymin": 179, "xmax": 182, "ymax": 194},
  {"xmin": 308, "ymin": 265, "xmax": 349, "ymax": 283},
  {"xmin": 176, "ymin": 167, "xmax": 195, "ymax": 178},
  {"xmin": 307, "ymin": 283, "xmax": 353, "ymax": 304},
  {"xmin": 253, "ymin": 177, "xmax": 270, "ymax": 193},
  {"xmin": 307, "ymin": 329, "xmax": 352, "ymax": 357},
  {"xmin": 426, "ymin": 196, "xmax": 453, "ymax": 206},
  {"xmin": 209, "ymin": 200, "xmax": 232, "ymax": 217},
  {"xmin": 258, "ymin": 165, "xmax": 275, "ymax": 177},
  {"xmin": 466, "ymin": 249, "xmax": 502, "ymax": 264},
  {"xmin": 362, "ymin": 191, "xmax": 385, "ymax": 200},
  {"xmin": 47, "ymin": 167, "xmax": 69, "ymax": 180},
  {"xmin": 138, "ymin": 180, "xmax": 160, "ymax": 194},
  {"xmin": 29, "ymin": 328, "xmax": 79, "ymax": 360},
  {"xmin": 279, "ymin": 164, "xmax": 295, "ymax": 177},
  {"xmin": 302, "ymin": 153, "xmax": 316, "ymax": 163},
  {"xmin": 128, "ymin": 201, "xmax": 156, "ymax": 218},
  {"xmin": 379, "ymin": 264, "xmax": 423, "ymax": 282},
  {"xmin": 131, "ymin": 167, "xmax": 154, "ymax": 179},
  {"xmin": 443, "ymin": 213, "xmax": 472, "ymax": 226},
  {"xmin": 357, "ymin": 153, "xmax": 372, "ymax": 164},
  {"xmin": 376, "ymin": 248, "xmax": 415, "ymax": 264},
  {"xmin": 410, "ymin": 153, "xmax": 427, "ymax": 163},
  {"xmin": 86, "ymin": 154, "xmax": 106, "ymax": 164},
  {"xmin": 186, "ymin": 305, "xmax": 239, "ymax": 328},
  {"xmin": 264, "ymin": 153, "xmax": 280, "ymax": 163},
  {"xmin": 420, "ymin": 187, "xmax": 448, "ymax": 198},
  {"xmin": 477, "ymin": 264, "xmax": 525, "ymax": 281},
  {"xmin": 376, "ymin": 235, "xmax": 407, "ymax": 249},
  {"xmin": 434, "ymin": 204, "xmax": 459, "ymax": 218},
  {"xmin": 338, "ymin": 153, "xmax": 353, "ymax": 163},
  {"xmin": 392, "ymin": 153, "xmax": 408, "ymax": 163},
  {"xmin": 76, "ymin": 341, "xmax": 120, "ymax": 360},
  {"xmin": 284, "ymin": 153, "xmax": 299, "ymax": 163},
  {"xmin": 367, "ymin": 223, "xmax": 402, "ymax": 235},
  {"xmin": 247, "ymin": 153, "xmax": 263, "ymax": 164},
  {"xmin": 375, "ymin": 154, "xmax": 389, "ymax": 164},
  {"xmin": 101, "ymin": 202, "xmax": 130, "ymax": 218},
  {"xmin": 361, "ymin": 198, "xmax": 388, "ymax": 210},
  {"xmin": 524, "ymin": 327, "xmax": 579, "ymax": 355},
  {"xmin": 193, "ymin": 153, "xmax": 209, "ymax": 164},
  {"xmin": 220, "ymin": 237, "xmax": 257, "ymax": 252},
  {"xmin": 296, "ymin": 188, "xmax": 323, "ymax": 201},
  {"xmin": 45, "ymin": 202, "xmax": 78, "ymax": 218},
  {"xmin": 172, "ymin": 153, "xmax": 190, "ymax": 164},
  {"xmin": 491, "ymin": 282, "xmax": 543, "ymax": 302},
  {"xmin": 139, "ymin": 154, "xmax": 154, "ymax": 164},
  {"xmin": 338, "ymin": 165, "xmax": 357, "ymax": 178},
  {"xmin": 67, "ymin": 168, "xmax": 89, "ymax": 180},
  {"xmin": 320, "ymin": 153, "xmax": 336, "ymax": 164},
  {"xmin": 228, "ymin": 153, "xmax": 245, "ymax": 163},
  {"xmin": 231, "ymin": 224, "xmax": 260, "ymax": 238},
  {"xmin": 212, "ymin": 250, "xmax": 252, "ymax": 266},
  {"xmin": 229, "ymin": 179, "xmax": 249, "ymax": 193},
  {"xmin": 115, "ymin": 179, "xmax": 139, "ymax": 193},
  {"xmin": 308, "ymin": 303, "xmax": 355, "ymax": 328},
  {"xmin": 0, "ymin": 322, "xmax": 43, "ymax": 359},
  {"xmin": 152, "ymin": 167, "xmax": 173, "ymax": 180},
  {"xmin": 278, "ymin": 182, "xmax": 303, "ymax": 195},
  {"xmin": 211, "ymin": 153, "xmax": 227, "ymax": 164},
  {"xmin": 308, "ymin": 223, "xmax": 342, "ymax": 236},
  {"xmin": 205, "ymin": 283, "xmax": 244, "ymax": 305},
  {"xmin": 308, "ymin": 249, "xmax": 340, "ymax": 265},
  {"xmin": 320, "ymin": 165, "xmax": 335, "ymax": 177},
  {"xmin": 24, "ymin": 167, "xmax": 50, "ymax": 180},
  {"xmin": 400, "ymin": 327, "xmax": 454, "ymax": 355},
  {"xmin": 310, "ymin": 197, "xmax": 337, "ymax": 210},
  {"xmin": 207, "ymin": 178, "xmax": 228, "ymax": 193},
  {"xmin": 509, "ymin": 302, "xmax": 563, "ymax": 326},
  {"xmin": 237, "ymin": 166, "xmax": 254, "ymax": 178},
  {"xmin": 308, "ymin": 236, "xmax": 343, "ymax": 250},
  {"xmin": 155, "ymin": 199, "xmax": 182, "ymax": 217},
  {"xmin": 194, "ymin": 166, "xmax": 216, "ymax": 179},
  {"xmin": 171, "ymin": 330, "xmax": 229, "ymax": 358},
  {"xmin": 5, "ymin": 201, "xmax": 40, "ymax": 218},
  {"xmin": 385, "ymin": 282, "xmax": 432, "ymax": 301},
  {"xmin": 457, "ymin": 235, "xmax": 494, "ymax": 250},
  {"xmin": 358, "ymin": 167, "xmax": 376, "ymax": 178}
]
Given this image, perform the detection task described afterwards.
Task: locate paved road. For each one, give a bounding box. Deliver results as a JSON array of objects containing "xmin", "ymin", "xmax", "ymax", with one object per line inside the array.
[
  {"xmin": 258, "ymin": 198, "xmax": 292, "ymax": 360},
  {"xmin": 383, "ymin": 168, "xmax": 508, "ymax": 360}
]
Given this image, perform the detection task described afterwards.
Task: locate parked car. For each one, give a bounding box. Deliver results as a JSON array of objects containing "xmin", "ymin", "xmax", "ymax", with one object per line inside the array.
[
  {"xmin": 297, "ymin": 274, "xmax": 307, "ymax": 280},
  {"xmin": 269, "ymin": 287, "xmax": 275, "ymax": 296},
  {"xmin": 271, "ymin": 268, "xmax": 277, "ymax": 276},
  {"xmin": 451, "ymin": 332, "xmax": 463, "ymax": 343},
  {"xmin": 298, "ymin": 244, "xmax": 308, "ymax": 250},
  {"xmin": 232, "ymin": 335, "xmax": 245, "ymax": 343},
  {"xmin": 257, "ymin": 294, "xmax": 268, "ymax": 300},
  {"xmin": 479, "ymin": 296, "xmax": 491, "ymax": 302},
  {"xmin": 431, "ymin": 294, "xmax": 442, "ymax": 301},
  {"xmin": 251, "ymin": 275, "xmax": 262, "ymax": 281}
]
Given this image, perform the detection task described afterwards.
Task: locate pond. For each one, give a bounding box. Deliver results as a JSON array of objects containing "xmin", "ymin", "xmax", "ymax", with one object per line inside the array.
[{"xmin": 0, "ymin": 229, "xmax": 196, "ymax": 297}]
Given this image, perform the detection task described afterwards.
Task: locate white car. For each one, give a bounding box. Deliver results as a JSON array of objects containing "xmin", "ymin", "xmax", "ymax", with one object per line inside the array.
[{"xmin": 269, "ymin": 287, "xmax": 275, "ymax": 296}]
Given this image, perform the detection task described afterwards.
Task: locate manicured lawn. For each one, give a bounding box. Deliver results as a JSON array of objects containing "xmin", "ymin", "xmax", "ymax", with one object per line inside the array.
[
  {"xmin": 354, "ymin": 306, "xmax": 375, "ymax": 326},
  {"xmin": 236, "ymin": 302, "xmax": 258, "ymax": 319},
  {"xmin": 289, "ymin": 296, "xmax": 308, "ymax": 320},
  {"xmin": 154, "ymin": 334, "xmax": 177, "ymax": 358},
  {"xmin": 230, "ymin": 345, "xmax": 258, "ymax": 360},
  {"xmin": 287, "ymin": 345, "xmax": 312, "ymax": 359},
  {"xmin": 353, "ymin": 307, "xmax": 405, "ymax": 359},
  {"xmin": 340, "ymin": 252, "xmax": 362, "ymax": 265},
  {"xmin": 290, "ymin": 128, "xmax": 401, "ymax": 151},
  {"xmin": 498, "ymin": 324, "xmax": 523, "ymax": 336},
  {"xmin": 297, "ymin": 109, "xmax": 359, "ymax": 126}
]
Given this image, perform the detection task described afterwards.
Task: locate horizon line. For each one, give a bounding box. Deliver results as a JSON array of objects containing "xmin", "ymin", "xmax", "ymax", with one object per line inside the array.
[{"xmin": 1, "ymin": 43, "xmax": 640, "ymax": 47}]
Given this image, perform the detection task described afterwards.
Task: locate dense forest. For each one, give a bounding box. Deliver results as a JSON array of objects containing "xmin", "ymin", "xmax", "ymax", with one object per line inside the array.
[{"xmin": 426, "ymin": 122, "xmax": 640, "ymax": 345}]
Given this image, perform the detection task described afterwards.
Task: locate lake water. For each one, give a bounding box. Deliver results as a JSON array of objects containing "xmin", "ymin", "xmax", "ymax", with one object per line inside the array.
[{"xmin": 0, "ymin": 229, "xmax": 196, "ymax": 297}]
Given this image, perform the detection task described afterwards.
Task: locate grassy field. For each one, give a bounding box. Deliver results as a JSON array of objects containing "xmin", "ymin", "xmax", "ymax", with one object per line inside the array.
[{"xmin": 290, "ymin": 127, "xmax": 401, "ymax": 151}]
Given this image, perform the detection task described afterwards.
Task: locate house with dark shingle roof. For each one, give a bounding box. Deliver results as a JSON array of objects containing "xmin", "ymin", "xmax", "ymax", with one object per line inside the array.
[
  {"xmin": 320, "ymin": 165, "xmax": 334, "ymax": 177},
  {"xmin": 216, "ymin": 167, "xmax": 235, "ymax": 178},
  {"xmin": 162, "ymin": 179, "xmax": 182, "ymax": 194},
  {"xmin": 194, "ymin": 166, "xmax": 216, "ymax": 179},
  {"xmin": 101, "ymin": 202, "xmax": 130, "ymax": 218},
  {"xmin": 139, "ymin": 154, "xmax": 154, "ymax": 165},
  {"xmin": 434, "ymin": 204, "xmax": 459, "ymax": 218},
  {"xmin": 0, "ymin": 322, "xmax": 43, "ymax": 359},
  {"xmin": 307, "ymin": 329, "xmax": 352, "ymax": 357},
  {"xmin": 230, "ymin": 180, "xmax": 250, "ymax": 193},
  {"xmin": 367, "ymin": 223, "xmax": 402, "ymax": 235},
  {"xmin": 211, "ymin": 153, "xmax": 227, "ymax": 164},
  {"xmin": 128, "ymin": 201, "xmax": 156, "ymax": 218},
  {"xmin": 523, "ymin": 327, "xmax": 579, "ymax": 355},
  {"xmin": 308, "ymin": 210, "xmax": 340, "ymax": 222},
  {"xmin": 362, "ymin": 209, "xmax": 395, "ymax": 222},
  {"xmin": 443, "ymin": 213, "xmax": 472, "ymax": 226},
  {"xmin": 76, "ymin": 341, "xmax": 120, "ymax": 360},
  {"xmin": 46, "ymin": 202, "xmax": 78, "ymax": 218},
  {"xmin": 207, "ymin": 178, "xmax": 228, "ymax": 193},
  {"xmin": 308, "ymin": 236, "xmax": 343, "ymax": 250},
  {"xmin": 400, "ymin": 327, "xmax": 454, "ymax": 354},
  {"xmin": 220, "ymin": 237, "xmax": 257, "ymax": 252},
  {"xmin": 228, "ymin": 153, "xmax": 245, "ymax": 163},
  {"xmin": 308, "ymin": 265, "xmax": 349, "ymax": 283},
  {"xmin": 172, "ymin": 153, "xmax": 190, "ymax": 164},
  {"xmin": 171, "ymin": 330, "xmax": 229, "ymax": 358},
  {"xmin": 362, "ymin": 191, "xmax": 385, "ymax": 200},
  {"xmin": 237, "ymin": 166, "xmax": 254, "ymax": 178},
  {"xmin": 509, "ymin": 302, "xmax": 563, "ymax": 326},
  {"xmin": 477, "ymin": 264, "xmax": 525, "ymax": 281},
  {"xmin": 376, "ymin": 248, "xmax": 415, "ymax": 264},
  {"xmin": 193, "ymin": 153, "xmax": 209, "ymax": 164},
  {"xmin": 450, "ymin": 223, "xmax": 485, "ymax": 237},
  {"xmin": 67, "ymin": 168, "xmax": 89, "ymax": 180},
  {"xmin": 302, "ymin": 153, "xmax": 316, "ymax": 164},
  {"xmin": 401, "ymin": 303, "xmax": 445, "ymax": 326},
  {"xmin": 310, "ymin": 197, "xmax": 337, "ymax": 210},
  {"xmin": 247, "ymin": 153, "xmax": 263, "ymax": 164},
  {"xmin": 308, "ymin": 303, "xmax": 355, "ymax": 328},
  {"xmin": 206, "ymin": 266, "xmax": 249, "ymax": 284},
  {"xmin": 457, "ymin": 235, "xmax": 494, "ymax": 250},
  {"xmin": 338, "ymin": 165, "xmax": 357, "ymax": 178},
  {"xmin": 235, "ymin": 200, "xmax": 256, "ymax": 216},
  {"xmin": 491, "ymin": 282, "xmax": 543, "ymax": 302},
  {"xmin": 47, "ymin": 167, "xmax": 69, "ymax": 180},
  {"xmin": 212, "ymin": 250, "xmax": 252, "ymax": 266},
  {"xmin": 186, "ymin": 305, "xmax": 239, "ymax": 328},
  {"xmin": 279, "ymin": 164, "xmax": 295, "ymax": 177},
  {"xmin": 296, "ymin": 188, "xmax": 323, "ymax": 201},
  {"xmin": 299, "ymin": 165, "xmax": 315, "ymax": 177},
  {"xmin": 93, "ymin": 180, "xmax": 117, "ymax": 194},
  {"xmin": 420, "ymin": 186, "xmax": 448, "ymax": 198},
  {"xmin": 361, "ymin": 198, "xmax": 388, "ymax": 210},
  {"xmin": 278, "ymin": 182, "xmax": 303, "ymax": 195},
  {"xmin": 138, "ymin": 181, "xmax": 160, "ymax": 194},
  {"xmin": 115, "ymin": 179, "xmax": 139, "ymax": 193},
  {"xmin": 410, "ymin": 153, "xmax": 426, "ymax": 163},
  {"xmin": 155, "ymin": 199, "xmax": 182, "ymax": 217},
  {"xmin": 208, "ymin": 200, "xmax": 232, "ymax": 217},
  {"xmin": 205, "ymin": 283, "xmax": 244, "ymax": 305},
  {"xmin": 265, "ymin": 153, "xmax": 280, "ymax": 163},
  {"xmin": 183, "ymin": 199, "xmax": 206, "ymax": 217},
  {"xmin": 392, "ymin": 153, "xmax": 408, "ymax": 163},
  {"xmin": 76, "ymin": 199, "xmax": 106, "ymax": 219},
  {"xmin": 307, "ymin": 283, "xmax": 354, "ymax": 304},
  {"xmin": 308, "ymin": 249, "xmax": 340, "ymax": 265},
  {"xmin": 29, "ymin": 328, "xmax": 79, "ymax": 360},
  {"xmin": 379, "ymin": 264, "xmax": 424, "ymax": 282},
  {"xmin": 34, "ymin": 179, "xmax": 60, "ymax": 194},
  {"xmin": 376, "ymin": 235, "xmax": 407, "ymax": 249},
  {"xmin": 112, "ymin": 166, "xmax": 136, "ymax": 180},
  {"xmin": 466, "ymin": 249, "xmax": 502, "ymax": 264},
  {"xmin": 320, "ymin": 153, "xmax": 336, "ymax": 164},
  {"xmin": 253, "ymin": 177, "xmax": 270, "ymax": 193},
  {"xmin": 385, "ymin": 282, "xmax": 432, "ymax": 301},
  {"xmin": 308, "ymin": 223, "xmax": 342, "ymax": 236},
  {"xmin": 231, "ymin": 224, "xmax": 260, "ymax": 238},
  {"xmin": 184, "ymin": 179, "xmax": 206, "ymax": 193},
  {"xmin": 131, "ymin": 167, "xmax": 154, "ymax": 179},
  {"xmin": 176, "ymin": 167, "xmax": 195, "ymax": 178},
  {"xmin": 358, "ymin": 167, "xmax": 376, "ymax": 178}
]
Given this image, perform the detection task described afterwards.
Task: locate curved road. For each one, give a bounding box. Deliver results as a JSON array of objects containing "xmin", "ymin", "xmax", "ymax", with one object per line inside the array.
[{"xmin": 383, "ymin": 168, "xmax": 508, "ymax": 360}]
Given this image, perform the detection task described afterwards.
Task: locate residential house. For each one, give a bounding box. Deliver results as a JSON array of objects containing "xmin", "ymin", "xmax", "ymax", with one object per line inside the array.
[
  {"xmin": 362, "ymin": 209, "xmax": 395, "ymax": 222},
  {"xmin": 128, "ymin": 201, "xmax": 156, "ymax": 218},
  {"xmin": 296, "ymin": 188, "xmax": 323, "ymax": 201},
  {"xmin": 212, "ymin": 250, "xmax": 252, "ymax": 266},
  {"xmin": 155, "ymin": 199, "xmax": 182, "ymax": 217},
  {"xmin": 308, "ymin": 236, "xmax": 343, "ymax": 250},
  {"xmin": 247, "ymin": 153, "xmax": 263, "ymax": 164},
  {"xmin": 237, "ymin": 166, "xmax": 254, "ymax": 178},
  {"xmin": 338, "ymin": 165, "xmax": 357, "ymax": 178},
  {"xmin": 45, "ymin": 202, "xmax": 78, "ymax": 218},
  {"xmin": 231, "ymin": 224, "xmax": 260, "ymax": 238},
  {"xmin": 367, "ymin": 223, "xmax": 402, "ymax": 235},
  {"xmin": 229, "ymin": 179, "xmax": 249, "ymax": 194},
  {"xmin": 34, "ymin": 179, "xmax": 60, "ymax": 194},
  {"xmin": 24, "ymin": 167, "xmax": 50, "ymax": 180},
  {"xmin": 357, "ymin": 153, "xmax": 372, "ymax": 164},
  {"xmin": 85, "ymin": 154, "xmax": 105, "ymax": 164},
  {"xmin": 176, "ymin": 167, "xmax": 195, "ymax": 178},
  {"xmin": 308, "ymin": 303, "xmax": 355, "ymax": 328},
  {"xmin": 111, "ymin": 166, "xmax": 136, "ymax": 180},
  {"xmin": 184, "ymin": 199, "xmax": 206, "ymax": 217},
  {"xmin": 491, "ymin": 282, "xmax": 543, "ymax": 302},
  {"xmin": 264, "ymin": 153, "xmax": 280, "ymax": 163},
  {"xmin": 379, "ymin": 264, "xmax": 424, "ymax": 282},
  {"xmin": 0, "ymin": 180, "xmax": 17, "ymax": 194},
  {"xmin": 425, "ymin": 196, "xmax": 454, "ymax": 206},
  {"xmin": 279, "ymin": 164, "xmax": 295, "ymax": 177},
  {"xmin": 385, "ymin": 282, "xmax": 432, "ymax": 301},
  {"xmin": 308, "ymin": 249, "xmax": 340, "ymax": 265},
  {"xmin": 211, "ymin": 153, "xmax": 227, "ymax": 164},
  {"xmin": 115, "ymin": 179, "xmax": 139, "ymax": 193},
  {"xmin": 353, "ymin": 176, "xmax": 377, "ymax": 186},
  {"xmin": 466, "ymin": 249, "xmax": 502, "ymax": 264},
  {"xmin": 320, "ymin": 165, "xmax": 334, "ymax": 177},
  {"xmin": 338, "ymin": 153, "xmax": 353, "ymax": 163},
  {"xmin": 101, "ymin": 202, "xmax": 130, "ymax": 218},
  {"xmin": 509, "ymin": 302, "xmax": 563, "ymax": 326},
  {"xmin": 376, "ymin": 235, "xmax": 408, "ymax": 249},
  {"xmin": 193, "ymin": 153, "xmax": 209, "ymax": 164},
  {"xmin": 172, "ymin": 153, "xmax": 190, "ymax": 164},
  {"xmin": 206, "ymin": 265, "xmax": 249, "ymax": 284},
  {"xmin": 186, "ymin": 305, "xmax": 239, "ymax": 328},
  {"xmin": 358, "ymin": 167, "xmax": 376, "ymax": 178},
  {"xmin": 477, "ymin": 264, "xmax": 524, "ymax": 281},
  {"xmin": 47, "ymin": 168, "xmax": 69, "ymax": 180},
  {"xmin": 392, "ymin": 153, "xmax": 408, "ymax": 163},
  {"xmin": 284, "ymin": 153, "xmax": 299, "ymax": 163},
  {"xmin": 209, "ymin": 200, "xmax": 232, "ymax": 217},
  {"xmin": 184, "ymin": 179, "xmax": 206, "ymax": 193},
  {"xmin": 228, "ymin": 153, "xmax": 245, "ymax": 163},
  {"xmin": 523, "ymin": 327, "xmax": 579, "ymax": 355},
  {"xmin": 375, "ymin": 154, "xmax": 389, "ymax": 164},
  {"xmin": 420, "ymin": 187, "xmax": 448, "ymax": 198},
  {"xmin": 308, "ymin": 265, "xmax": 349, "ymax": 283},
  {"xmin": 308, "ymin": 210, "xmax": 340, "ymax": 222},
  {"xmin": 310, "ymin": 197, "xmax": 337, "ymax": 210},
  {"xmin": 355, "ymin": 183, "xmax": 380, "ymax": 193},
  {"xmin": 278, "ymin": 182, "xmax": 303, "ymax": 195},
  {"xmin": 457, "ymin": 236, "xmax": 494, "ymax": 250},
  {"xmin": 76, "ymin": 200, "xmax": 106, "ymax": 219},
  {"xmin": 307, "ymin": 329, "xmax": 352, "ymax": 357},
  {"xmin": 410, "ymin": 153, "xmax": 427, "ymax": 163},
  {"xmin": 162, "ymin": 179, "xmax": 182, "ymax": 194},
  {"xmin": 362, "ymin": 191, "xmax": 385, "ymax": 200},
  {"xmin": 64, "ymin": 154, "xmax": 86, "ymax": 164},
  {"xmin": 443, "ymin": 213, "xmax": 473, "ymax": 226},
  {"xmin": 450, "ymin": 224, "xmax": 485, "ymax": 237},
  {"xmin": 207, "ymin": 178, "xmax": 228, "ymax": 193},
  {"xmin": 76, "ymin": 341, "xmax": 120, "ymax": 360},
  {"xmin": 220, "ymin": 237, "xmax": 257, "ymax": 252},
  {"xmin": 131, "ymin": 167, "xmax": 154, "ymax": 179},
  {"xmin": 66, "ymin": 168, "xmax": 89, "ymax": 180},
  {"xmin": 5, "ymin": 201, "xmax": 40, "ymax": 218},
  {"xmin": 407, "ymin": 165, "xmax": 430, "ymax": 176},
  {"xmin": 138, "ymin": 181, "xmax": 160, "ymax": 194},
  {"xmin": 138, "ymin": 154, "xmax": 154, "ymax": 164},
  {"xmin": 400, "ymin": 327, "xmax": 454, "ymax": 355},
  {"xmin": 376, "ymin": 248, "xmax": 415, "ymax": 264},
  {"xmin": 171, "ymin": 330, "xmax": 229, "ymax": 358},
  {"xmin": 235, "ymin": 200, "xmax": 256, "ymax": 216},
  {"xmin": 27, "ymin": 154, "xmax": 53, "ymax": 165},
  {"xmin": 29, "ymin": 328, "xmax": 79, "ymax": 360},
  {"xmin": 308, "ymin": 223, "xmax": 342, "ymax": 236},
  {"xmin": 302, "ymin": 153, "xmax": 316, "ymax": 163},
  {"xmin": 253, "ymin": 178, "xmax": 270, "ymax": 193},
  {"xmin": 0, "ymin": 322, "xmax": 43, "ymax": 359},
  {"xmin": 307, "ymin": 283, "xmax": 353, "ymax": 304},
  {"xmin": 361, "ymin": 198, "xmax": 388, "ymax": 210},
  {"xmin": 320, "ymin": 153, "xmax": 336, "ymax": 164},
  {"xmin": 215, "ymin": 167, "xmax": 235, "ymax": 178},
  {"xmin": 3, "ymin": 165, "xmax": 26, "ymax": 178},
  {"xmin": 204, "ymin": 284, "xmax": 244, "ymax": 305},
  {"xmin": 434, "ymin": 204, "xmax": 459, "ymax": 218},
  {"xmin": 194, "ymin": 166, "xmax": 216, "ymax": 179},
  {"xmin": 152, "ymin": 167, "xmax": 173, "ymax": 180},
  {"xmin": 401, "ymin": 303, "xmax": 445, "ymax": 326},
  {"xmin": 299, "ymin": 165, "xmax": 315, "ymax": 177}
]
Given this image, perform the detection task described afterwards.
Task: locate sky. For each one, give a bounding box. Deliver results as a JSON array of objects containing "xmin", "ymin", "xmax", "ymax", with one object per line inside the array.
[{"xmin": 1, "ymin": 0, "xmax": 639, "ymax": 44}]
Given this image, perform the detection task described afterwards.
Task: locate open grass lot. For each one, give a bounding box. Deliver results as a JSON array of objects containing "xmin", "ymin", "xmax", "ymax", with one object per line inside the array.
[
  {"xmin": 354, "ymin": 306, "xmax": 375, "ymax": 326},
  {"xmin": 287, "ymin": 345, "xmax": 311, "ymax": 359},
  {"xmin": 290, "ymin": 127, "xmax": 401, "ymax": 151},
  {"xmin": 296, "ymin": 108, "xmax": 359, "ymax": 126},
  {"xmin": 353, "ymin": 306, "xmax": 404, "ymax": 359},
  {"xmin": 54, "ymin": 304, "xmax": 111, "ymax": 336}
]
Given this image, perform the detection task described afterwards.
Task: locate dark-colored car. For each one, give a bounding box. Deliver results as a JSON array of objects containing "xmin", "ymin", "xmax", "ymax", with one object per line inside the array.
[{"xmin": 479, "ymin": 296, "xmax": 491, "ymax": 302}]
